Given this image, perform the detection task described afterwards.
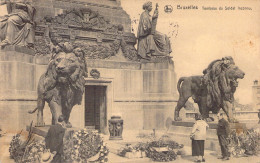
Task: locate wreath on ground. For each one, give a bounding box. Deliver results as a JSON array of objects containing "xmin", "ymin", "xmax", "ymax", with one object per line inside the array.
[
  {"xmin": 9, "ymin": 125, "xmax": 109, "ymax": 163},
  {"xmin": 118, "ymin": 134, "xmax": 184, "ymax": 162},
  {"xmin": 146, "ymin": 139, "xmax": 184, "ymax": 162},
  {"xmin": 9, "ymin": 122, "xmax": 49, "ymax": 163},
  {"xmin": 63, "ymin": 129, "xmax": 109, "ymax": 162}
]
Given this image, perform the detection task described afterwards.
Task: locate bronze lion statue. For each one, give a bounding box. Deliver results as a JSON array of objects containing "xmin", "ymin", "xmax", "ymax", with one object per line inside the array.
[
  {"xmin": 29, "ymin": 42, "xmax": 87, "ymax": 128},
  {"xmin": 174, "ymin": 57, "xmax": 245, "ymax": 122}
]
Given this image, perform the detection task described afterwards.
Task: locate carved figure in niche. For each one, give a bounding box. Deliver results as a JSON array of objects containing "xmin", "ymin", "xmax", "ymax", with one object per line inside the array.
[
  {"xmin": 174, "ymin": 57, "xmax": 245, "ymax": 123},
  {"xmin": 0, "ymin": 0, "xmax": 36, "ymax": 48},
  {"xmin": 137, "ymin": 1, "xmax": 172, "ymax": 60},
  {"xmin": 115, "ymin": 122, "xmax": 121, "ymax": 136},
  {"xmin": 109, "ymin": 123, "xmax": 114, "ymax": 136},
  {"xmin": 28, "ymin": 42, "xmax": 87, "ymax": 128}
]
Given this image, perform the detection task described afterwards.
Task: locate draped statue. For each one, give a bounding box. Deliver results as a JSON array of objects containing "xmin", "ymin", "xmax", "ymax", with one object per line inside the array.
[
  {"xmin": 137, "ymin": 1, "xmax": 172, "ymax": 60},
  {"xmin": 0, "ymin": 0, "xmax": 36, "ymax": 48}
]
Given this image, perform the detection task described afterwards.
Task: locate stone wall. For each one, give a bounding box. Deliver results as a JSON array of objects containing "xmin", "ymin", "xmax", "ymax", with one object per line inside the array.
[
  {"xmin": 0, "ymin": 0, "xmax": 177, "ymax": 133},
  {"xmin": 32, "ymin": 0, "xmax": 131, "ymax": 33},
  {"xmin": 0, "ymin": 47, "xmax": 177, "ymax": 132}
]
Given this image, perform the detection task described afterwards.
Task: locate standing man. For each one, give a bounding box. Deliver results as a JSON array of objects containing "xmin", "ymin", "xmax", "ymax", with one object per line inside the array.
[
  {"xmin": 217, "ymin": 113, "xmax": 230, "ymax": 160},
  {"xmin": 45, "ymin": 115, "xmax": 66, "ymax": 163}
]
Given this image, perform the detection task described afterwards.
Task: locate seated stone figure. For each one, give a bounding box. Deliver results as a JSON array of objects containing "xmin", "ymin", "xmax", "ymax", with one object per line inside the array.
[
  {"xmin": 137, "ymin": 1, "xmax": 172, "ymax": 60},
  {"xmin": 0, "ymin": 0, "xmax": 36, "ymax": 48}
]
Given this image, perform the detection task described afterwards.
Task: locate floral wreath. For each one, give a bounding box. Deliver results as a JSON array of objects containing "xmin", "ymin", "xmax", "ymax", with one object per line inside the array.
[{"xmin": 63, "ymin": 129, "xmax": 109, "ymax": 162}]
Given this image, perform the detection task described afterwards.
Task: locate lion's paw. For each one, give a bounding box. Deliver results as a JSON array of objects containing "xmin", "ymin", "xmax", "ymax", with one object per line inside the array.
[
  {"xmin": 205, "ymin": 117, "xmax": 214, "ymax": 122},
  {"xmin": 174, "ymin": 117, "xmax": 182, "ymax": 121},
  {"xmin": 35, "ymin": 122, "xmax": 45, "ymax": 127},
  {"xmin": 229, "ymin": 118, "xmax": 239, "ymax": 123},
  {"xmin": 66, "ymin": 122, "xmax": 72, "ymax": 128}
]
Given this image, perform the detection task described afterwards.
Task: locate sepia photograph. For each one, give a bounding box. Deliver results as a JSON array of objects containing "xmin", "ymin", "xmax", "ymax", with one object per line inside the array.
[{"xmin": 0, "ymin": 0, "xmax": 259, "ymax": 162}]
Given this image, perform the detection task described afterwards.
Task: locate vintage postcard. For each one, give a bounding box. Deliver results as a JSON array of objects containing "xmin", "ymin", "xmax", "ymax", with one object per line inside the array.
[{"xmin": 0, "ymin": 0, "xmax": 259, "ymax": 162}]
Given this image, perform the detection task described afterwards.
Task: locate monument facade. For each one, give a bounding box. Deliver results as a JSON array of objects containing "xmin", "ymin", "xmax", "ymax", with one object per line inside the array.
[{"xmin": 0, "ymin": 0, "xmax": 177, "ymax": 134}]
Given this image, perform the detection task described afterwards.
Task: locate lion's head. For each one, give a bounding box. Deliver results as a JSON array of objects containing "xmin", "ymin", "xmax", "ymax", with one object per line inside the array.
[
  {"xmin": 224, "ymin": 64, "xmax": 245, "ymax": 86},
  {"xmin": 204, "ymin": 58, "xmax": 245, "ymax": 109},
  {"xmin": 54, "ymin": 52, "xmax": 81, "ymax": 83},
  {"xmin": 43, "ymin": 43, "xmax": 86, "ymax": 105},
  {"xmin": 217, "ymin": 64, "xmax": 245, "ymax": 102}
]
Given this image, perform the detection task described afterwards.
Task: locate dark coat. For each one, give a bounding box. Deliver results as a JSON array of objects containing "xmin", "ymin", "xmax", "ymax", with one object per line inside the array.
[
  {"xmin": 217, "ymin": 118, "xmax": 230, "ymax": 137},
  {"xmin": 45, "ymin": 123, "xmax": 66, "ymax": 154}
]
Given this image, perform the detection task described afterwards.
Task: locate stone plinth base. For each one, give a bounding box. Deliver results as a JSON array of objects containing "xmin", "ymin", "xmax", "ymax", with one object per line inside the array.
[
  {"xmin": 26, "ymin": 126, "xmax": 84, "ymax": 138},
  {"xmin": 169, "ymin": 121, "xmax": 247, "ymax": 151},
  {"xmin": 172, "ymin": 121, "xmax": 247, "ymax": 130},
  {"xmin": 109, "ymin": 136, "xmax": 123, "ymax": 140}
]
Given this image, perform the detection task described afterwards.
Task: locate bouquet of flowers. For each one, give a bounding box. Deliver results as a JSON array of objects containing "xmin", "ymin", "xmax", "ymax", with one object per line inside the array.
[
  {"xmin": 118, "ymin": 144, "xmax": 134, "ymax": 157},
  {"xmin": 117, "ymin": 135, "xmax": 183, "ymax": 162},
  {"xmin": 146, "ymin": 139, "xmax": 182, "ymax": 162},
  {"xmin": 229, "ymin": 128, "xmax": 260, "ymax": 157},
  {"xmin": 22, "ymin": 140, "xmax": 46, "ymax": 162},
  {"xmin": 146, "ymin": 148, "xmax": 177, "ymax": 162},
  {"xmin": 9, "ymin": 122, "xmax": 47, "ymax": 163},
  {"xmin": 63, "ymin": 129, "xmax": 109, "ymax": 162},
  {"xmin": 9, "ymin": 133, "xmax": 23, "ymax": 162}
]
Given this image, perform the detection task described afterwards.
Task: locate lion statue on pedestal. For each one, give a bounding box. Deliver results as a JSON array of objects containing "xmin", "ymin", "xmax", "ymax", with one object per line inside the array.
[
  {"xmin": 174, "ymin": 56, "xmax": 245, "ymax": 122},
  {"xmin": 29, "ymin": 42, "xmax": 87, "ymax": 128}
]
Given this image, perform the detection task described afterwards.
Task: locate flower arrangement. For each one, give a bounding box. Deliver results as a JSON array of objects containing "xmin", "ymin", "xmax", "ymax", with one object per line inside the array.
[
  {"xmin": 117, "ymin": 134, "xmax": 183, "ymax": 162},
  {"xmin": 9, "ymin": 125, "xmax": 109, "ymax": 163},
  {"xmin": 146, "ymin": 139, "xmax": 182, "ymax": 162},
  {"xmin": 146, "ymin": 148, "xmax": 177, "ymax": 162},
  {"xmin": 118, "ymin": 144, "xmax": 134, "ymax": 157},
  {"xmin": 229, "ymin": 128, "xmax": 260, "ymax": 157},
  {"xmin": 63, "ymin": 129, "xmax": 109, "ymax": 162},
  {"xmin": 94, "ymin": 141, "xmax": 109, "ymax": 163},
  {"xmin": 9, "ymin": 133, "xmax": 23, "ymax": 162},
  {"xmin": 22, "ymin": 140, "xmax": 46, "ymax": 162},
  {"xmin": 9, "ymin": 123, "xmax": 44, "ymax": 163},
  {"xmin": 118, "ymin": 143, "xmax": 148, "ymax": 158}
]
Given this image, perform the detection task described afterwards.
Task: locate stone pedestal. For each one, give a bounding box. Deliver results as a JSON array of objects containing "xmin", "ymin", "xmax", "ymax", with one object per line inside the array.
[
  {"xmin": 169, "ymin": 121, "xmax": 247, "ymax": 151},
  {"xmin": 109, "ymin": 116, "xmax": 123, "ymax": 140},
  {"xmin": 0, "ymin": 46, "xmax": 50, "ymax": 132},
  {"xmin": 26, "ymin": 125, "xmax": 83, "ymax": 138}
]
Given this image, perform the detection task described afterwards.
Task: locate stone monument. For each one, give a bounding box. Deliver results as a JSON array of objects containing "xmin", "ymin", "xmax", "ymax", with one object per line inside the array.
[{"xmin": 0, "ymin": 0, "xmax": 177, "ymax": 133}]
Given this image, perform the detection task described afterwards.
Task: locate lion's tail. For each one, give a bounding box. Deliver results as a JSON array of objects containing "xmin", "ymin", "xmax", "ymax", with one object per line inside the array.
[
  {"xmin": 177, "ymin": 77, "xmax": 186, "ymax": 96},
  {"xmin": 28, "ymin": 107, "xmax": 38, "ymax": 114}
]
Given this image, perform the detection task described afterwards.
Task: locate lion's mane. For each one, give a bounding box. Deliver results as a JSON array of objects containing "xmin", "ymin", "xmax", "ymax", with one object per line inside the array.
[
  {"xmin": 41, "ymin": 48, "xmax": 87, "ymax": 106},
  {"xmin": 204, "ymin": 63, "xmax": 237, "ymax": 112}
]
